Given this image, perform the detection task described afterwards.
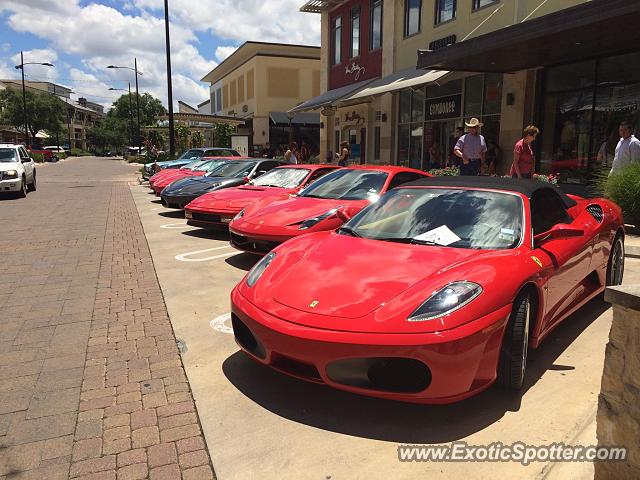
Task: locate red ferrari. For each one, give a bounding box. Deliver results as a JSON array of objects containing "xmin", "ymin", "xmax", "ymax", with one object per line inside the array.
[
  {"xmin": 230, "ymin": 176, "xmax": 625, "ymax": 404},
  {"xmin": 184, "ymin": 164, "xmax": 341, "ymax": 229},
  {"xmin": 228, "ymin": 166, "xmax": 429, "ymax": 255},
  {"xmin": 149, "ymin": 157, "xmax": 245, "ymax": 195}
]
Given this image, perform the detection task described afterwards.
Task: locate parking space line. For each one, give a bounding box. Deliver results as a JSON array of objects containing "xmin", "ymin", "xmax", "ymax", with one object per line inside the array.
[
  {"xmin": 210, "ymin": 313, "xmax": 233, "ymax": 334},
  {"xmin": 160, "ymin": 222, "xmax": 189, "ymax": 229},
  {"xmin": 175, "ymin": 246, "xmax": 236, "ymax": 262}
]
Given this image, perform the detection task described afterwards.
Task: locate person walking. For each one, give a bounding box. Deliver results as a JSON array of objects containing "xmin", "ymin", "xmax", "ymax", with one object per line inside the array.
[
  {"xmin": 510, "ymin": 125, "xmax": 540, "ymax": 179},
  {"xmin": 338, "ymin": 141, "xmax": 350, "ymax": 167},
  {"xmin": 284, "ymin": 142, "xmax": 298, "ymax": 165},
  {"xmin": 261, "ymin": 142, "xmax": 274, "ymax": 158},
  {"xmin": 299, "ymin": 142, "xmax": 310, "ymax": 164},
  {"xmin": 453, "ymin": 118, "xmax": 486, "ymax": 176},
  {"xmin": 610, "ymin": 121, "xmax": 640, "ymax": 175}
]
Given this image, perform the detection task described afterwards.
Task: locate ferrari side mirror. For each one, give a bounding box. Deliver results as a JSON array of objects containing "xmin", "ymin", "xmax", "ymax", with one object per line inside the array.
[
  {"xmin": 336, "ymin": 207, "xmax": 352, "ymax": 222},
  {"xmin": 534, "ymin": 223, "xmax": 584, "ymax": 245}
]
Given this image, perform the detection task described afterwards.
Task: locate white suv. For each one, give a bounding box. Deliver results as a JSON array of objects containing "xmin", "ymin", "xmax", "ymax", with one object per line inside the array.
[{"xmin": 0, "ymin": 144, "xmax": 36, "ymax": 197}]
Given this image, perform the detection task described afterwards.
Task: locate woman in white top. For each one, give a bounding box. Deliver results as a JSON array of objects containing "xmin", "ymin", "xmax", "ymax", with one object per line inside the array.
[{"xmin": 284, "ymin": 142, "xmax": 298, "ymax": 165}]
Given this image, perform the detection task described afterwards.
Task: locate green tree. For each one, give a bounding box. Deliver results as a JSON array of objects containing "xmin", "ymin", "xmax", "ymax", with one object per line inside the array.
[
  {"xmin": 86, "ymin": 124, "xmax": 126, "ymax": 152},
  {"xmin": 109, "ymin": 92, "xmax": 166, "ymax": 127},
  {"xmin": 191, "ymin": 130, "xmax": 204, "ymax": 148},
  {"xmin": 175, "ymin": 124, "xmax": 191, "ymax": 155},
  {"xmin": 0, "ymin": 88, "xmax": 66, "ymax": 144},
  {"xmin": 213, "ymin": 123, "xmax": 235, "ymax": 148}
]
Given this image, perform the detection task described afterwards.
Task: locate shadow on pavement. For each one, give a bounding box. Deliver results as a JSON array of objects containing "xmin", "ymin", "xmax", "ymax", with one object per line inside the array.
[
  {"xmin": 181, "ymin": 229, "xmax": 229, "ymax": 241},
  {"xmin": 158, "ymin": 210, "xmax": 184, "ymax": 218},
  {"xmin": 225, "ymin": 253, "xmax": 260, "ymax": 271},
  {"xmin": 222, "ymin": 298, "xmax": 609, "ymax": 443}
]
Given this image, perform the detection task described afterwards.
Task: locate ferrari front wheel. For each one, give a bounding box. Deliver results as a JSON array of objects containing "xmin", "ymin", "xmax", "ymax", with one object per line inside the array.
[
  {"xmin": 606, "ymin": 235, "xmax": 624, "ymax": 286},
  {"xmin": 497, "ymin": 293, "xmax": 531, "ymax": 390}
]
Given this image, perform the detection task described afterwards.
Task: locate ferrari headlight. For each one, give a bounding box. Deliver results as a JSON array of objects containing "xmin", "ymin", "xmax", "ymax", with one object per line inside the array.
[
  {"xmin": 234, "ymin": 209, "xmax": 245, "ymax": 220},
  {"xmin": 407, "ymin": 281, "xmax": 482, "ymax": 322},
  {"xmin": 298, "ymin": 208, "xmax": 338, "ymax": 230},
  {"xmin": 246, "ymin": 252, "xmax": 276, "ymax": 287},
  {"xmin": 3, "ymin": 170, "xmax": 18, "ymax": 179}
]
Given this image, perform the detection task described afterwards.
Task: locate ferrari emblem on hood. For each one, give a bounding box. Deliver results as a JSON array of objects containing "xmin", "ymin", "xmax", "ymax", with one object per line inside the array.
[
  {"xmin": 531, "ymin": 256, "xmax": 543, "ymax": 268},
  {"xmin": 309, "ymin": 300, "xmax": 319, "ymax": 308}
]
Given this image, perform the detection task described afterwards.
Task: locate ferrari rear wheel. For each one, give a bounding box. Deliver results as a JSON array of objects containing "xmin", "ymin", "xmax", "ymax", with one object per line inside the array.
[
  {"xmin": 606, "ymin": 236, "xmax": 624, "ymax": 286},
  {"xmin": 498, "ymin": 293, "xmax": 531, "ymax": 390}
]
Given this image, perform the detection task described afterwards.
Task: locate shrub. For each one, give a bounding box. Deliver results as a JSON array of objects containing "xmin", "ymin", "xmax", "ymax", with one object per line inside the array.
[
  {"xmin": 428, "ymin": 166, "xmax": 459, "ymax": 176},
  {"xmin": 70, "ymin": 148, "xmax": 84, "ymax": 157},
  {"xmin": 31, "ymin": 153, "xmax": 45, "ymax": 163},
  {"xmin": 601, "ymin": 164, "xmax": 640, "ymax": 226}
]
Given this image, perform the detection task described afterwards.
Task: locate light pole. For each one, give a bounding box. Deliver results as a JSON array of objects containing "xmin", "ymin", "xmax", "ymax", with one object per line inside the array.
[
  {"xmin": 14, "ymin": 51, "xmax": 54, "ymax": 148},
  {"xmin": 164, "ymin": 0, "xmax": 176, "ymax": 157},
  {"xmin": 109, "ymin": 84, "xmax": 135, "ymax": 147},
  {"xmin": 107, "ymin": 61, "xmax": 143, "ymax": 150}
]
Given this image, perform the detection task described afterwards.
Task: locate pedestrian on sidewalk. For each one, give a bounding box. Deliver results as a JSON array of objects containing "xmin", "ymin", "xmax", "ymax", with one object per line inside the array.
[
  {"xmin": 510, "ymin": 125, "xmax": 540, "ymax": 179},
  {"xmin": 284, "ymin": 142, "xmax": 298, "ymax": 165},
  {"xmin": 338, "ymin": 141, "xmax": 350, "ymax": 167},
  {"xmin": 609, "ymin": 121, "xmax": 640, "ymax": 175},
  {"xmin": 453, "ymin": 118, "xmax": 486, "ymax": 176}
]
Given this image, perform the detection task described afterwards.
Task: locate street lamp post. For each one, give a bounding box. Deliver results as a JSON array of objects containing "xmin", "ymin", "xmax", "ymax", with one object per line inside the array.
[
  {"xmin": 14, "ymin": 51, "xmax": 54, "ymax": 148},
  {"xmin": 109, "ymin": 84, "xmax": 135, "ymax": 147},
  {"xmin": 107, "ymin": 62, "xmax": 143, "ymax": 150},
  {"xmin": 164, "ymin": 0, "xmax": 176, "ymax": 157}
]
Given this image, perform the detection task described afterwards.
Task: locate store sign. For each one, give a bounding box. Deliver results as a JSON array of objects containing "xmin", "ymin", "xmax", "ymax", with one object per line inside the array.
[
  {"xmin": 425, "ymin": 94, "xmax": 462, "ymax": 121},
  {"xmin": 429, "ymin": 35, "xmax": 457, "ymax": 51},
  {"xmin": 345, "ymin": 61, "xmax": 366, "ymax": 81}
]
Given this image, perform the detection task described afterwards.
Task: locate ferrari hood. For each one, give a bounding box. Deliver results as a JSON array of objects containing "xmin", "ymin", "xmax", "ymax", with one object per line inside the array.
[
  {"xmin": 189, "ymin": 185, "xmax": 292, "ymax": 211},
  {"xmin": 272, "ymin": 234, "xmax": 480, "ymax": 320},
  {"xmin": 245, "ymin": 196, "xmax": 364, "ymax": 226}
]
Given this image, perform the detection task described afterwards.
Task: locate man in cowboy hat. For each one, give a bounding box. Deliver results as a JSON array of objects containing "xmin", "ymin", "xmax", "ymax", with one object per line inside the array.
[{"xmin": 454, "ymin": 118, "xmax": 487, "ymax": 176}]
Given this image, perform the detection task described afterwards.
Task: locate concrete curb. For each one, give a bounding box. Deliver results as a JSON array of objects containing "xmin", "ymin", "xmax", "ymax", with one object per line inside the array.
[{"xmin": 626, "ymin": 245, "xmax": 640, "ymax": 259}]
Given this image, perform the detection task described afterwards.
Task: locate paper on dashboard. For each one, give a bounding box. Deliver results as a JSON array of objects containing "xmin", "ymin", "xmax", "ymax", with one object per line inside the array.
[{"xmin": 413, "ymin": 225, "xmax": 461, "ymax": 246}]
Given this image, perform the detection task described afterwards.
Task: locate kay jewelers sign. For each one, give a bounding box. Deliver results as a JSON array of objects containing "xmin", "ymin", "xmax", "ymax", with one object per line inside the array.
[{"xmin": 425, "ymin": 94, "xmax": 462, "ymax": 121}]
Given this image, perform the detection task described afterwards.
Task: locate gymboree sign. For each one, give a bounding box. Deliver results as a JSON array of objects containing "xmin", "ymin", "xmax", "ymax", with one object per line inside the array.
[{"xmin": 425, "ymin": 94, "xmax": 462, "ymax": 121}]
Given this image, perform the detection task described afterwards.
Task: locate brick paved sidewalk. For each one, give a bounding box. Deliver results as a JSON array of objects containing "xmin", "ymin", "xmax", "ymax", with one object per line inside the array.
[{"xmin": 0, "ymin": 158, "xmax": 214, "ymax": 480}]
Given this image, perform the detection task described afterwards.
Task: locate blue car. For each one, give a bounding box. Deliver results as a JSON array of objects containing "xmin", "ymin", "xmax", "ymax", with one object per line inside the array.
[{"xmin": 142, "ymin": 147, "xmax": 242, "ymax": 180}]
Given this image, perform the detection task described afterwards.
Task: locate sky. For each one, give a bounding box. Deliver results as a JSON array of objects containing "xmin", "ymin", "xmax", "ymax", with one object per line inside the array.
[{"xmin": 0, "ymin": 0, "xmax": 320, "ymax": 110}]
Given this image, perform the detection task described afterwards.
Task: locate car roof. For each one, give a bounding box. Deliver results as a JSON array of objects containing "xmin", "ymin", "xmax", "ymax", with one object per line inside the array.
[
  {"xmin": 342, "ymin": 165, "xmax": 428, "ymax": 174},
  {"xmin": 404, "ymin": 176, "xmax": 577, "ymax": 208},
  {"xmin": 0, "ymin": 144, "xmax": 19, "ymax": 148}
]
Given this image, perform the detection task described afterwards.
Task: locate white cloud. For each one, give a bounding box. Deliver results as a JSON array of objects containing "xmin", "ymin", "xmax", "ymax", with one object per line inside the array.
[
  {"xmin": 0, "ymin": 0, "xmax": 320, "ymax": 110},
  {"xmin": 10, "ymin": 48, "xmax": 59, "ymax": 82},
  {"xmin": 215, "ymin": 46, "xmax": 237, "ymax": 62}
]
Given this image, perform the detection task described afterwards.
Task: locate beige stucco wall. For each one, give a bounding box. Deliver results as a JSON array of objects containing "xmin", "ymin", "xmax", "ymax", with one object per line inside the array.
[{"xmin": 394, "ymin": 0, "xmax": 590, "ymax": 71}]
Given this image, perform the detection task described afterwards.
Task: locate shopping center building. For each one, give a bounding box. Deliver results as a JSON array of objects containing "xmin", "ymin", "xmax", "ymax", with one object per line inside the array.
[
  {"xmin": 201, "ymin": 42, "xmax": 322, "ymax": 156},
  {"xmin": 296, "ymin": 0, "xmax": 639, "ymax": 191}
]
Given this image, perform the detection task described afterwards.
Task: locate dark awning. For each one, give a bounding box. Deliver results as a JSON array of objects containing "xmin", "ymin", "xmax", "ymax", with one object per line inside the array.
[
  {"xmin": 288, "ymin": 78, "xmax": 376, "ymax": 113},
  {"xmin": 417, "ymin": 0, "xmax": 639, "ymax": 73},
  {"xmin": 269, "ymin": 112, "xmax": 320, "ymax": 127}
]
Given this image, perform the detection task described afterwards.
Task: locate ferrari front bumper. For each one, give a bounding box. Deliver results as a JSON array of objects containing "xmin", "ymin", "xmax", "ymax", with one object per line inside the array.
[{"xmin": 231, "ymin": 288, "xmax": 512, "ymax": 404}]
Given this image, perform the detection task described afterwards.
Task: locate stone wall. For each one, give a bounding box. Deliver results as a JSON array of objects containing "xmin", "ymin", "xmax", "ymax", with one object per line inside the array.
[{"xmin": 596, "ymin": 286, "xmax": 640, "ymax": 479}]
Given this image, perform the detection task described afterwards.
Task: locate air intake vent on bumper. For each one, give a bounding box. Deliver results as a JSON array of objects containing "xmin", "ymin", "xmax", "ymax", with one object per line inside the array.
[{"xmin": 586, "ymin": 204, "xmax": 604, "ymax": 223}]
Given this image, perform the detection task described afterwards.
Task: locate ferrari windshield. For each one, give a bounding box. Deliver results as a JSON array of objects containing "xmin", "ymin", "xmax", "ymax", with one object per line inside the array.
[
  {"xmin": 180, "ymin": 160, "xmax": 206, "ymax": 171},
  {"xmin": 206, "ymin": 161, "xmax": 257, "ymax": 178},
  {"xmin": 250, "ymin": 168, "xmax": 309, "ymax": 188},
  {"xmin": 343, "ymin": 187, "xmax": 524, "ymax": 250},
  {"xmin": 193, "ymin": 160, "xmax": 228, "ymax": 172},
  {"xmin": 0, "ymin": 148, "xmax": 18, "ymax": 162},
  {"xmin": 298, "ymin": 169, "xmax": 388, "ymax": 200}
]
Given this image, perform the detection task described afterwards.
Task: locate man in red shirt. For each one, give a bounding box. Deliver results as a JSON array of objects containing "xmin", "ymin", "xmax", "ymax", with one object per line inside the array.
[{"xmin": 510, "ymin": 125, "xmax": 540, "ymax": 179}]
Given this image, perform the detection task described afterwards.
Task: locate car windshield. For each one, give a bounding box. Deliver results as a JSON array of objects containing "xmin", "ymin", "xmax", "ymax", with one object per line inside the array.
[
  {"xmin": 342, "ymin": 187, "xmax": 524, "ymax": 250},
  {"xmin": 179, "ymin": 149, "xmax": 204, "ymax": 159},
  {"xmin": 0, "ymin": 148, "xmax": 18, "ymax": 162},
  {"xmin": 206, "ymin": 161, "xmax": 257, "ymax": 178},
  {"xmin": 180, "ymin": 160, "xmax": 206, "ymax": 171},
  {"xmin": 298, "ymin": 169, "xmax": 388, "ymax": 201},
  {"xmin": 250, "ymin": 168, "xmax": 309, "ymax": 188}
]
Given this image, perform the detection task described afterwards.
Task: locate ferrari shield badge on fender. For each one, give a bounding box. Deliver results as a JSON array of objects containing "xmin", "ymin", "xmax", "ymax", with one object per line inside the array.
[
  {"xmin": 531, "ymin": 256, "xmax": 543, "ymax": 268},
  {"xmin": 309, "ymin": 300, "xmax": 319, "ymax": 308}
]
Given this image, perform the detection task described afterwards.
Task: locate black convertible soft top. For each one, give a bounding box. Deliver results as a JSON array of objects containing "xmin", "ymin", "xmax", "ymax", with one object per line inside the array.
[{"xmin": 402, "ymin": 176, "xmax": 578, "ymax": 208}]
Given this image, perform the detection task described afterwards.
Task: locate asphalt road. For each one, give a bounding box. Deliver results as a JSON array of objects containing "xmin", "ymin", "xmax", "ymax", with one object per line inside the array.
[{"xmin": 130, "ymin": 176, "xmax": 640, "ymax": 480}]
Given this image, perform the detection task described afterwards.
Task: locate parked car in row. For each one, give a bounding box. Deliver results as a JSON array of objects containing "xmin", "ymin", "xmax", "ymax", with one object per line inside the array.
[
  {"xmin": 228, "ymin": 166, "xmax": 429, "ymax": 255},
  {"xmin": 143, "ymin": 147, "xmax": 243, "ymax": 180},
  {"xmin": 0, "ymin": 144, "xmax": 37, "ymax": 197},
  {"xmin": 185, "ymin": 164, "xmax": 340, "ymax": 229},
  {"xmin": 230, "ymin": 176, "xmax": 625, "ymax": 403},
  {"xmin": 161, "ymin": 159, "xmax": 283, "ymax": 209}
]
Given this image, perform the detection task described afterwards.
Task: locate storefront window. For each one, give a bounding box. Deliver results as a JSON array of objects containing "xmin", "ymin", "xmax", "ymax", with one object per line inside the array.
[
  {"xmin": 545, "ymin": 60, "xmax": 595, "ymax": 92},
  {"xmin": 598, "ymin": 52, "xmax": 640, "ymax": 86},
  {"xmin": 427, "ymin": 79, "xmax": 462, "ymax": 99},
  {"xmin": 464, "ymin": 75, "xmax": 483, "ymax": 117},
  {"xmin": 483, "ymin": 73, "xmax": 502, "ymax": 115},
  {"xmin": 399, "ymin": 90, "xmax": 411, "ymax": 124},
  {"xmin": 398, "ymin": 125, "xmax": 410, "ymax": 166},
  {"xmin": 411, "ymin": 88, "xmax": 425, "ymax": 123},
  {"xmin": 410, "ymin": 123, "xmax": 423, "ymax": 170}
]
